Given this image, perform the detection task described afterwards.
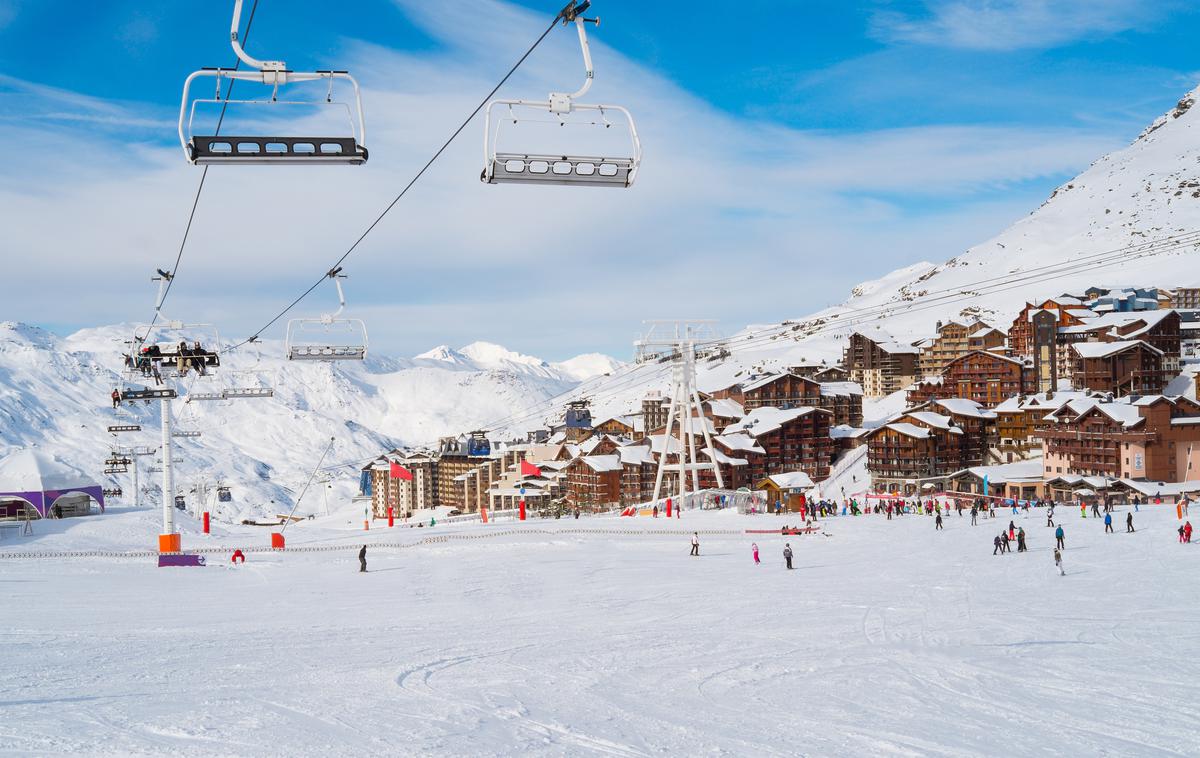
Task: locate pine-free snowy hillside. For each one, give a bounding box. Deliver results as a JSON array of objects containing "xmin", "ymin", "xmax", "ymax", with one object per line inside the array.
[
  {"xmin": 520, "ymin": 86, "xmax": 1200, "ymax": 430},
  {"xmin": 0, "ymin": 322, "xmax": 617, "ymax": 519}
]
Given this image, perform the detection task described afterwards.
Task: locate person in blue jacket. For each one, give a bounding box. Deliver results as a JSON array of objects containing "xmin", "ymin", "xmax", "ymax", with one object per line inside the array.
[
  {"xmin": 1055, "ymin": 525, "xmax": 1065, "ymax": 549},
  {"xmin": 1104, "ymin": 512, "xmax": 1113, "ymax": 533}
]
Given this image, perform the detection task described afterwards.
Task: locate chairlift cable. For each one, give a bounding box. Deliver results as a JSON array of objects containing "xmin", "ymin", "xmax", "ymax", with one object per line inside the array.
[
  {"xmin": 136, "ymin": 0, "xmax": 261, "ymax": 347},
  {"xmin": 228, "ymin": 6, "xmax": 567, "ymax": 352}
]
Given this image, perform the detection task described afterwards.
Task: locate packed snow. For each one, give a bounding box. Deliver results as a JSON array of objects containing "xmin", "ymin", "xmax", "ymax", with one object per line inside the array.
[{"xmin": 1, "ymin": 502, "xmax": 1196, "ymax": 756}]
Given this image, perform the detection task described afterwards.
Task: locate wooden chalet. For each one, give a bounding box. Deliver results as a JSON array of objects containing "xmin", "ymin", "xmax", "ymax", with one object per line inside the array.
[{"xmin": 1069, "ymin": 340, "xmax": 1167, "ymax": 396}]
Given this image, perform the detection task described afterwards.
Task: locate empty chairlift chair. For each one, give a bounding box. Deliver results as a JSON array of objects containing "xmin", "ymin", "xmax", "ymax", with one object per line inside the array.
[
  {"xmin": 286, "ymin": 268, "xmax": 368, "ymax": 361},
  {"xmin": 482, "ymin": 1, "xmax": 641, "ymax": 188},
  {"xmin": 179, "ymin": 0, "xmax": 367, "ymax": 165}
]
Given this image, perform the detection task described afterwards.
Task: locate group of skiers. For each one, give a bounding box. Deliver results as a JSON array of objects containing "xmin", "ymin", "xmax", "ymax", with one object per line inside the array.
[{"xmin": 122, "ymin": 340, "xmax": 212, "ymax": 380}]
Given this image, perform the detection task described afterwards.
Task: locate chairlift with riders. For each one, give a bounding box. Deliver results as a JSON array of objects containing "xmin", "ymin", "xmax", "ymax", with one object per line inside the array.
[
  {"xmin": 128, "ymin": 270, "xmax": 222, "ymax": 380},
  {"xmin": 482, "ymin": 1, "xmax": 641, "ymax": 188},
  {"xmin": 179, "ymin": 0, "xmax": 368, "ymax": 165},
  {"xmin": 285, "ymin": 268, "xmax": 368, "ymax": 361}
]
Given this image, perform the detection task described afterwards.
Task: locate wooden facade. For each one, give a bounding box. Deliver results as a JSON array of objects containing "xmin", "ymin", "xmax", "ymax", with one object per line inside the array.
[
  {"xmin": 1042, "ymin": 396, "xmax": 1200, "ymax": 481},
  {"xmin": 843, "ymin": 332, "xmax": 920, "ymax": 398},
  {"xmin": 1069, "ymin": 341, "xmax": 1167, "ymax": 396},
  {"xmin": 905, "ymin": 351, "xmax": 1032, "ymax": 409}
]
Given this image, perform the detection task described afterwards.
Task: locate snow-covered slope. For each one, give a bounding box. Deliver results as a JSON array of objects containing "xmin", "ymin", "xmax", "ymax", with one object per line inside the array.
[
  {"xmin": 512, "ymin": 85, "xmax": 1200, "ymax": 432},
  {"xmin": 0, "ymin": 322, "xmax": 617, "ymax": 519}
]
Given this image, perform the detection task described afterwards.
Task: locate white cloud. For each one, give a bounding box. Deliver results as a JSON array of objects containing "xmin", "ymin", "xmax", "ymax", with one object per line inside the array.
[
  {"xmin": 871, "ymin": 0, "xmax": 1160, "ymax": 51},
  {"xmin": 0, "ymin": 0, "xmax": 1128, "ymax": 359}
]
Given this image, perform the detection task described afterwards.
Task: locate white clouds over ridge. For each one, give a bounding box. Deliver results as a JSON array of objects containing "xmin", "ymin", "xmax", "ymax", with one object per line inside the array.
[{"xmin": 0, "ymin": 0, "xmax": 1127, "ymax": 358}]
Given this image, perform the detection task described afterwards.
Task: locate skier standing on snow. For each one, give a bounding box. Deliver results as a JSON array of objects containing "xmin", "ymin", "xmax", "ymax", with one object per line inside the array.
[
  {"xmin": 1047, "ymin": 506, "xmax": 1055, "ymax": 527},
  {"xmin": 935, "ymin": 513, "xmax": 943, "ymax": 530},
  {"xmin": 993, "ymin": 535, "xmax": 1002, "ymax": 555},
  {"xmin": 1126, "ymin": 512, "xmax": 1135, "ymax": 533},
  {"xmin": 111, "ymin": 388, "xmax": 121, "ymax": 409},
  {"xmin": 971, "ymin": 506, "xmax": 978, "ymax": 526},
  {"xmin": 1054, "ymin": 547, "xmax": 1065, "ymax": 576},
  {"xmin": 358, "ymin": 545, "xmax": 367, "ymax": 573},
  {"xmin": 1017, "ymin": 527, "xmax": 1027, "ymax": 553},
  {"xmin": 1055, "ymin": 525, "xmax": 1065, "ymax": 550},
  {"xmin": 690, "ymin": 532, "xmax": 699, "ymax": 557},
  {"xmin": 1104, "ymin": 512, "xmax": 1113, "ymax": 533},
  {"xmin": 1008, "ymin": 521, "xmax": 1016, "ymax": 540},
  {"xmin": 783, "ymin": 543, "xmax": 793, "ymax": 569},
  {"xmin": 752, "ymin": 542, "xmax": 760, "ymax": 564}
]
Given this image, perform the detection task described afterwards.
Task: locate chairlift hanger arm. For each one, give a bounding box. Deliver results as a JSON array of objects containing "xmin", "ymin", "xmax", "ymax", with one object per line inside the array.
[{"xmin": 230, "ymin": 0, "xmax": 284, "ymax": 75}]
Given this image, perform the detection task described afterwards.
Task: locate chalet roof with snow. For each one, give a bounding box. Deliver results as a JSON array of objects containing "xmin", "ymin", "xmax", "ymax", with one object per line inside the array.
[
  {"xmin": 931, "ymin": 398, "xmax": 999, "ymax": 420},
  {"xmin": 758, "ymin": 472, "xmax": 816, "ymax": 490},
  {"xmin": 723, "ymin": 406, "xmax": 830, "ymax": 438},
  {"xmin": 706, "ymin": 398, "xmax": 745, "ymax": 419},
  {"xmin": 1070, "ymin": 340, "xmax": 1162, "ymax": 359},
  {"xmin": 819, "ymin": 381, "xmax": 863, "ymax": 397},
  {"xmin": 580, "ymin": 455, "xmax": 623, "ymax": 473}
]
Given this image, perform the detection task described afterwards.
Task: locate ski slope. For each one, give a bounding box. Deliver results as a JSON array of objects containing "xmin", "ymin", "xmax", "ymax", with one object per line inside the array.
[{"xmin": 2, "ymin": 504, "xmax": 1196, "ymax": 756}]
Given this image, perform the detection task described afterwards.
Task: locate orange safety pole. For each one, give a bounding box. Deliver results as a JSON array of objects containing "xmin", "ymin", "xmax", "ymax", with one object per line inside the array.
[
  {"xmin": 388, "ymin": 506, "xmax": 394, "ymax": 528},
  {"xmin": 519, "ymin": 499, "xmax": 526, "ymax": 521}
]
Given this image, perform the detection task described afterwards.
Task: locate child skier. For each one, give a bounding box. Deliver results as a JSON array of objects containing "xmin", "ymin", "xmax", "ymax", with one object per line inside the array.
[
  {"xmin": 752, "ymin": 543, "xmax": 760, "ymax": 564},
  {"xmin": 1054, "ymin": 547, "xmax": 1064, "ymax": 576},
  {"xmin": 783, "ymin": 543, "xmax": 793, "ymax": 569}
]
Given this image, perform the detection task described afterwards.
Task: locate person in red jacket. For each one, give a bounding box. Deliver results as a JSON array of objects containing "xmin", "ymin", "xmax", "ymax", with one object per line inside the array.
[
  {"xmin": 231, "ymin": 549, "xmax": 245, "ymax": 564},
  {"xmin": 1185, "ymin": 521, "xmax": 1193, "ymax": 543}
]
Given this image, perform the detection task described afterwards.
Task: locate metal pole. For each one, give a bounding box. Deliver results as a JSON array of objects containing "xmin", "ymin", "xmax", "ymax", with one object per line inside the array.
[
  {"xmin": 132, "ymin": 454, "xmax": 140, "ymax": 508},
  {"xmin": 161, "ymin": 397, "xmax": 175, "ymax": 536},
  {"xmin": 651, "ymin": 372, "xmax": 680, "ymax": 503}
]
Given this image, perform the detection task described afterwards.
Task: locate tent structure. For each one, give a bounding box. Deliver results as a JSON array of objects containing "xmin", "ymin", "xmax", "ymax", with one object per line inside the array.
[{"xmin": 0, "ymin": 449, "xmax": 104, "ymax": 518}]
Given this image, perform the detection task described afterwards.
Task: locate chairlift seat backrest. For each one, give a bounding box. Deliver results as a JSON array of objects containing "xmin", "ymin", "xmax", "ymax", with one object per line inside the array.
[
  {"xmin": 190, "ymin": 136, "xmax": 367, "ymax": 165},
  {"xmin": 287, "ymin": 344, "xmax": 367, "ymax": 361},
  {"xmin": 223, "ymin": 387, "xmax": 275, "ymax": 399},
  {"xmin": 487, "ymin": 153, "xmax": 633, "ymax": 187}
]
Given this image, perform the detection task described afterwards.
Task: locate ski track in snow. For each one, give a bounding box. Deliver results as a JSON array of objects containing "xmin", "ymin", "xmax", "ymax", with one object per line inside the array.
[{"xmin": 0, "ymin": 506, "xmax": 1198, "ymax": 756}]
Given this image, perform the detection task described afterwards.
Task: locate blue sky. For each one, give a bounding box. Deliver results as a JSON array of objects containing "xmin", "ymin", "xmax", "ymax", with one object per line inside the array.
[{"xmin": 1, "ymin": 0, "xmax": 1199, "ymax": 360}]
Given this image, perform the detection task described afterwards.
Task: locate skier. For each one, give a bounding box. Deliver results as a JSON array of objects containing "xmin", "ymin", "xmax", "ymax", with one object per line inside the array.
[
  {"xmin": 1008, "ymin": 521, "xmax": 1016, "ymax": 540},
  {"xmin": 1126, "ymin": 512, "xmax": 1134, "ymax": 533},
  {"xmin": 970, "ymin": 505, "xmax": 978, "ymax": 526},
  {"xmin": 1179, "ymin": 524, "xmax": 1187, "ymax": 544},
  {"xmin": 1186, "ymin": 521, "xmax": 1193, "ymax": 543},
  {"xmin": 1104, "ymin": 512, "xmax": 1113, "ymax": 533},
  {"xmin": 1054, "ymin": 547, "xmax": 1065, "ymax": 576},
  {"xmin": 690, "ymin": 532, "xmax": 699, "ymax": 556},
  {"xmin": 935, "ymin": 513, "xmax": 943, "ymax": 531},
  {"xmin": 993, "ymin": 534, "xmax": 1002, "ymax": 555},
  {"xmin": 1055, "ymin": 525, "xmax": 1065, "ymax": 550},
  {"xmin": 231, "ymin": 549, "xmax": 245, "ymax": 565},
  {"xmin": 1001, "ymin": 531, "xmax": 1011, "ymax": 553},
  {"xmin": 111, "ymin": 388, "xmax": 121, "ymax": 409},
  {"xmin": 358, "ymin": 545, "xmax": 367, "ymax": 573},
  {"xmin": 1047, "ymin": 506, "xmax": 1054, "ymax": 527},
  {"xmin": 652, "ymin": 505, "xmax": 659, "ymax": 518},
  {"xmin": 783, "ymin": 543, "xmax": 793, "ymax": 569},
  {"xmin": 1017, "ymin": 527, "xmax": 1027, "ymax": 553},
  {"xmin": 752, "ymin": 542, "xmax": 760, "ymax": 564}
]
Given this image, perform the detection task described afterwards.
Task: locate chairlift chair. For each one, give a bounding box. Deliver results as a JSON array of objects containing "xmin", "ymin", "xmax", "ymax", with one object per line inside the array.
[
  {"xmin": 179, "ymin": 0, "xmax": 367, "ymax": 165},
  {"xmin": 482, "ymin": 1, "xmax": 641, "ymax": 188},
  {"xmin": 129, "ymin": 272, "xmax": 223, "ymax": 379},
  {"xmin": 285, "ymin": 268, "xmax": 368, "ymax": 361},
  {"xmin": 107, "ymin": 424, "xmax": 142, "ymax": 434},
  {"xmin": 172, "ymin": 430, "xmax": 203, "ymax": 439},
  {"xmin": 222, "ymin": 338, "xmax": 276, "ymax": 398}
]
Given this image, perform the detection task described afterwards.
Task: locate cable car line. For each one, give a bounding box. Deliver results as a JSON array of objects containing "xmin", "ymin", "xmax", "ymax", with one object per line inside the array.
[
  {"xmin": 227, "ymin": 2, "xmax": 576, "ymax": 353},
  {"xmin": 136, "ymin": 0, "xmax": 261, "ymax": 347}
]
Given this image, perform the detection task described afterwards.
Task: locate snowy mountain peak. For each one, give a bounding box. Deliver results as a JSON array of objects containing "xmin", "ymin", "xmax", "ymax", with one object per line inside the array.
[
  {"xmin": 458, "ymin": 341, "xmax": 549, "ymax": 370},
  {"xmin": 414, "ymin": 344, "xmax": 466, "ymax": 363}
]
